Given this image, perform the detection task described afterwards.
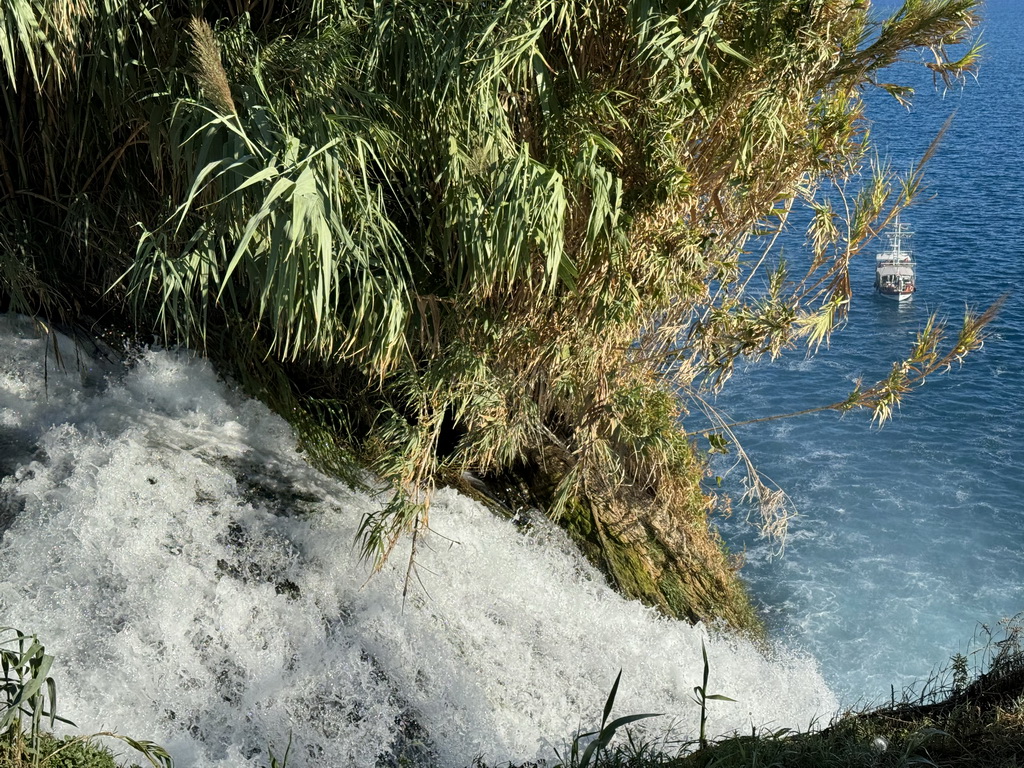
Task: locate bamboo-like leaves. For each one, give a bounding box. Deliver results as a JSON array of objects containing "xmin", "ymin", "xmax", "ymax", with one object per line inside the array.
[
  {"xmin": 689, "ymin": 296, "xmax": 1005, "ymax": 434},
  {"xmin": 131, "ymin": 94, "xmax": 411, "ymax": 369},
  {"xmin": 0, "ymin": 0, "xmax": 62, "ymax": 90},
  {"xmin": 839, "ymin": 0, "xmax": 981, "ymax": 87},
  {"xmin": 0, "ymin": 0, "xmax": 991, "ymax": 568},
  {"xmin": 2, "ymin": 628, "xmax": 173, "ymax": 768},
  {"xmin": 447, "ymin": 143, "xmax": 572, "ymax": 295}
]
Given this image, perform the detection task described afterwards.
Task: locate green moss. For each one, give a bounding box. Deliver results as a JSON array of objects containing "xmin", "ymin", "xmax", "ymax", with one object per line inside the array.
[
  {"xmin": 659, "ymin": 569, "xmax": 694, "ymax": 618},
  {"xmin": 553, "ymin": 494, "xmax": 761, "ymax": 635},
  {"xmin": 562, "ymin": 499, "xmax": 593, "ymax": 540},
  {"xmin": 602, "ymin": 534, "xmax": 661, "ymax": 604}
]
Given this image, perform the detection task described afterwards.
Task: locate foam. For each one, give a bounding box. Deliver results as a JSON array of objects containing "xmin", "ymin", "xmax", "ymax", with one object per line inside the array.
[{"xmin": 0, "ymin": 316, "xmax": 837, "ymax": 767}]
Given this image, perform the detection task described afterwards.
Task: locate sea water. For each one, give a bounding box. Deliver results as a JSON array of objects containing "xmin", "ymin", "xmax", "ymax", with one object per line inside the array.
[
  {"xmin": 0, "ymin": 314, "xmax": 835, "ymax": 768},
  {"xmin": 711, "ymin": 0, "xmax": 1024, "ymax": 706}
]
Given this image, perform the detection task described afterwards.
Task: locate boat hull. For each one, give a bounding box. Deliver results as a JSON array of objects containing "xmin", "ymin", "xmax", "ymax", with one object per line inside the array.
[{"xmin": 877, "ymin": 288, "xmax": 914, "ymax": 302}]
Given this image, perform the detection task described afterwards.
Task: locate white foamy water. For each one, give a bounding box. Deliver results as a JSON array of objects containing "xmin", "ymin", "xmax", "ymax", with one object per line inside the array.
[{"xmin": 0, "ymin": 315, "xmax": 836, "ymax": 767}]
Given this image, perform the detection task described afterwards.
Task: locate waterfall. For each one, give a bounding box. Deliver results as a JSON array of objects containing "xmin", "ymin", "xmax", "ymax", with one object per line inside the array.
[{"xmin": 0, "ymin": 314, "xmax": 836, "ymax": 768}]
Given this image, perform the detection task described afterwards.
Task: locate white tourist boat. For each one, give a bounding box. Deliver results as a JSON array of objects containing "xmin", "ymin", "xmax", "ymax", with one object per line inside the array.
[{"xmin": 874, "ymin": 216, "xmax": 915, "ymax": 301}]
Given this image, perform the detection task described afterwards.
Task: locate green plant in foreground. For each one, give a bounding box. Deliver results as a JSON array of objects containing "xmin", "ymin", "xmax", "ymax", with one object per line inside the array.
[
  {"xmin": 690, "ymin": 640, "xmax": 734, "ymax": 751},
  {"xmin": 558, "ymin": 670, "xmax": 662, "ymax": 768},
  {"xmin": 0, "ymin": 629, "xmax": 173, "ymax": 768},
  {"xmin": 1, "ymin": 626, "xmax": 69, "ymax": 767},
  {"xmin": 264, "ymin": 731, "xmax": 291, "ymax": 768}
]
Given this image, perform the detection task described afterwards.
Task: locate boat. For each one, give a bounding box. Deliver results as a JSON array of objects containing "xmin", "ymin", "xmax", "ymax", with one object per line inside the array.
[{"xmin": 874, "ymin": 216, "xmax": 915, "ymax": 301}]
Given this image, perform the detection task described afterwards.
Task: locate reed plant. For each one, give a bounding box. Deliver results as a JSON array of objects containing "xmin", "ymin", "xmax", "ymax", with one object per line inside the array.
[
  {"xmin": 556, "ymin": 670, "xmax": 662, "ymax": 768},
  {"xmin": 0, "ymin": 0, "xmax": 993, "ymax": 620},
  {"xmin": 0, "ymin": 628, "xmax": 172, "ymax": 768}
]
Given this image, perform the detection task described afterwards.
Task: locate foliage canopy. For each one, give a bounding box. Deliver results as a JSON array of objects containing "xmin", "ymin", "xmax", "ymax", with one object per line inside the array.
[{"xmin": 0, "ymin": 0, "xmax": 987, "ymax": 602}]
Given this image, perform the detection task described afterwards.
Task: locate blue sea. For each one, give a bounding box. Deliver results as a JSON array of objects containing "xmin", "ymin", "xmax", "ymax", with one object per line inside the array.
[{"xmin": 713, "ymin": 0, "xmax": 1024, "ymax": 706}]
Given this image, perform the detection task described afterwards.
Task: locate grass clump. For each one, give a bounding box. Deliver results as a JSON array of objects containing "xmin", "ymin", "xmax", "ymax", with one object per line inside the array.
[
  {"xmin": 0, "ymin": 734, "xmax": 117, "ymax": 768},
  {"xmin": 475, "ymin": 616, "xmax": 1024, "ymax": 768},
  {"xmin": 0, "ymin": 628, "xmax": 171, "ymax": 768}
]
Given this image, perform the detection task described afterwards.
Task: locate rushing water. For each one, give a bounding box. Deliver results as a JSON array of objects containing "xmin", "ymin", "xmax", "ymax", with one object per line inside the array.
[
  {"xmin": 0, "ymin": 314, "xmax": 835, "ymax": 768},
  {"xmin": 712, "ymin": 0, "xmax": 1024, "ymax": 706}
]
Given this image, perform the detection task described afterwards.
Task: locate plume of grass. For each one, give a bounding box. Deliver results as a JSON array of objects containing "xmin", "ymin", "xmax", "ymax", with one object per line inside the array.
[{"xmin": 188, "ymin": 17, "xmax": 236, "ymax": 116}]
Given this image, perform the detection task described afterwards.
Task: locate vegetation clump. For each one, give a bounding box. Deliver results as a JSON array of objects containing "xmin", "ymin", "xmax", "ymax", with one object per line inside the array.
[
  {"xmin": 0, "ymin": 0, "xmax": 991, "ymax": 627},
  {"xmin": 681, "ymin": 616, "xmax": 1024, "ymax": 768},
  {"xmin": 479, "ymin": 616, "xmax": 1024, "ymax": 768},
  {"xmin": 0, "ymin": 628, "xmax": 171, "ymax": 768},
  {"xmin": 0, "ymin": 734, "xmax": 117, "ymax": 768}
]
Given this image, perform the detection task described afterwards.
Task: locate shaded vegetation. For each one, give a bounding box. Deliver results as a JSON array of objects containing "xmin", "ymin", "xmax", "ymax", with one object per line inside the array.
[{"xmin": 0, "ymin": 0, "xmax": 990, "ymax": 625}]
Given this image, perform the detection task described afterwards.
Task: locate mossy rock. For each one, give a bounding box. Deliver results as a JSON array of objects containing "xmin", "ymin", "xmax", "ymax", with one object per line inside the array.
[{"xmin": 585, "ymin": 492, "xmax": 762, "ymax": 636}]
